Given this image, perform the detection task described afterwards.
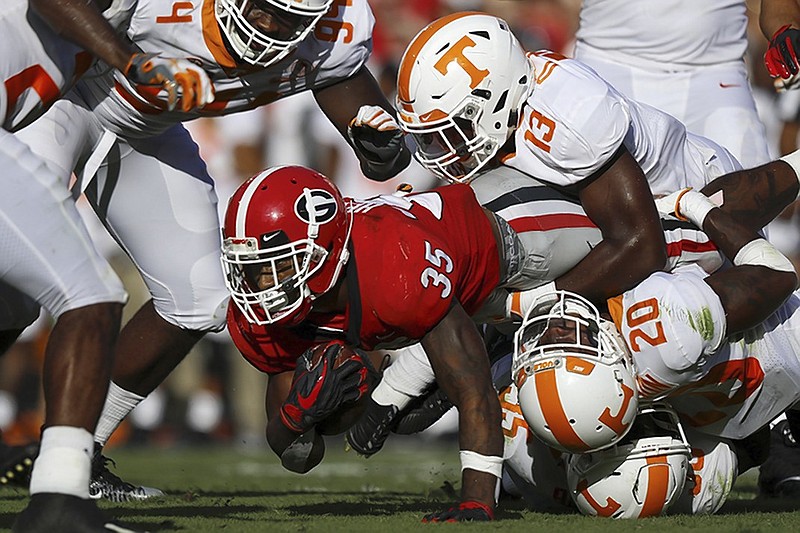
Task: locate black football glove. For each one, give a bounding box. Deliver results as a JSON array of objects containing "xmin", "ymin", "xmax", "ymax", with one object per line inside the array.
[
  {"xmin": 279, "ymin": 342, "xmax": 366, "ymax": 433},
  {"xmin": 765, "ymin": 25, "xmax": 800, "ymax": 91},
  {"xmin": 422, "ymin": 501, "xmax": 494, "ymax": 523},
  {"xmin": 347, "ymin": 105, "xmax": 411, "ymax": 181}
]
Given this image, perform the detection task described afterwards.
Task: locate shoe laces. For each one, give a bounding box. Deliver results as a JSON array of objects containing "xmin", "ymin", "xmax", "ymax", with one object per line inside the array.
[{"xmin": 92, "ymin": 455, "xmax": 138, "ymax": 492}]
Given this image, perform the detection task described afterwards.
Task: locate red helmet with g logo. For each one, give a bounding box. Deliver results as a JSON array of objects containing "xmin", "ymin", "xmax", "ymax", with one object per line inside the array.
[{"xmin": 221, "ymin": 165, "xmax": 352, "ymax": 326}]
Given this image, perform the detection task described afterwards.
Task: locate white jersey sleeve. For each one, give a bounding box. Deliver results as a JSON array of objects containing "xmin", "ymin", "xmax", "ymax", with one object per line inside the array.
[
  {"xmin": 504, "ymin": 52, "xmax": 631, "ymax": 187},
  {"xmin": 83, "ymin": 0, "xmax": 374, "ymax": 138},
  {"xmin": 610, "ymin": 264, "xmax": 727, "ymax": 400}
]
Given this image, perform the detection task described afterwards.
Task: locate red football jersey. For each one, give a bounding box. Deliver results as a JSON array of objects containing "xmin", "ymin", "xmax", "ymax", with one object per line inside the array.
[{"xmin": 227, "ymin": 184, "xmax": 501, "ymax": 374}]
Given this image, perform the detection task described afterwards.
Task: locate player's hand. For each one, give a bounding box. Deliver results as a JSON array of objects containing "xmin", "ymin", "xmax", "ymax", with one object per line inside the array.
[
  {"xmin": 347, "ymin": 105, "xmax": 406, "ymax": 163},
  {"xmin": 654, "ymin": 188, "xmax": 692, "ymax": 219},
  {"xmin": 124, "ymin": 53, "xmax": 215, "ymax": 112},
  {"xmin": 279, "ymin": 342, "xmax": 366, "ymax": 434},
  {"xmin": 655, "ymin": 188, "xmax": 719, "ymax": 227},
  {"xmin": 765, "ymin": 25, "xmax": 800, "ymax": 90},
  {"xmin": 422, "ymin": 501, "xmax": 494, "ymax": 523}
]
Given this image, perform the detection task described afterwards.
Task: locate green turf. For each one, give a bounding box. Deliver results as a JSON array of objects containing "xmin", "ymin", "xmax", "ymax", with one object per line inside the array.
[{"xmin": 2, "ymin": 437, "xmax": 800, "ymax": 532}]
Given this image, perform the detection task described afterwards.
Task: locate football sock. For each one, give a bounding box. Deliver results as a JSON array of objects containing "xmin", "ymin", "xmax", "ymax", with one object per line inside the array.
[
  {"xmin": 94, "ymin": 381, "xmax": 145, "ymax": 447},
  {"xmin": 29, "ymin": 426, "xmax": 92, "ymax": 498}
]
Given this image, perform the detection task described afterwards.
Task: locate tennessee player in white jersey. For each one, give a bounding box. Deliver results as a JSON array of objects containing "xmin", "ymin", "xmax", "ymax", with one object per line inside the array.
[
  {"xmin": 396, "ymin": 12, "xmax": 741, "ymax": 315},
  {"xmin": 506, "ymin": 150, "xmax": 800, "ymax": 518},
  {"xmin": 574, "ymin": 0, "xmax": 770, "ymax": 168},
  {"xmin": 85, "ymin": 0, "xmax": 375, "ymax": 136},
  {"xmin": 0, "ymin": 0, "xmax": 216, "ymax": 530},
  {"xmin": 11, "ymin": 0, "xmax": 411, "ymax": 503}
]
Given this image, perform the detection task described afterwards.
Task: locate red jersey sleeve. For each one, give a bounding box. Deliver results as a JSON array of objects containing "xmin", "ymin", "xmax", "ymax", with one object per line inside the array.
[{"xmin": 226, "ymin": 302, "xmax": 314, "ymax": 375}]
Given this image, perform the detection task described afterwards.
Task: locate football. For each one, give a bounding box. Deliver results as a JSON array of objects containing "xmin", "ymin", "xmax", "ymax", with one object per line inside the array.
[{"xmin": 309, "ymin": 342, "xmax": 371, "ymax": 435}]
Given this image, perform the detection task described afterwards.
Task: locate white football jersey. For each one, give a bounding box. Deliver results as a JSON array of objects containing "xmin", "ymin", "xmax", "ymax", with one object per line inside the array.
[
  {"xmin": 503, "ymin": 52, "xmax": 738, "ymax": 194},
  {"xmin": 610, "ymin": 264, "xmax": 800, "ymax": 439},
  {"xmin": 79, "ymin": 0, "xmax": 374, "ymax": 137},
  {"xmin": 0, "ymin": 0, "xmax": 135, "ymax": 132},
  {"xmin": 577, "ymin": 0, "xmax": 747, "ymax": 69}
]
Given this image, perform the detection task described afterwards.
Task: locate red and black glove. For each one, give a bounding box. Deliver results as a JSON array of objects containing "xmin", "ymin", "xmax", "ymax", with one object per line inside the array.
[
  {"xmin": 765, "ymin": 25, "xmax": 800, "ymax": 79},
  {"xmin": 279, "ymin": 342, "xmax": 366, "ymax": 434},
  {"xmin": 422, "ymin": 501, "xmax": 494, "ymax": 523}
]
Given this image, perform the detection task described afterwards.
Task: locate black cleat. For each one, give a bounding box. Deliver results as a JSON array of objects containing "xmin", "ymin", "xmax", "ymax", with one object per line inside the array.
[
  {"xmin": 758, "ymin": 420, "xmax": 800, "ymax": 497},
  {"xmin": 89, "ymin": 445, "xmax": 164, "ymax": 503},
  {"xmin": 346, "ymin": 397, "xmax": 400, "ymax": 457},
  {"xmin": 12, "ymin": 493, "xmax": 143, "ymax": 532},
  {"xmin": 0, "ymin": 442, "xmax": 39, "ymax": 488}
]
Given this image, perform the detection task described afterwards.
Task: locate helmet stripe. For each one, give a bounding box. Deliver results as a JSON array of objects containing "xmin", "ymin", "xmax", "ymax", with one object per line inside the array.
[
  {"xmin": 534, "ymin": 368, "xmax": 590, "ymax": 452},
  {"xmin": 235, "ymin": 166, "xmax": 288, "ymax": 237},
  {"xmin": 397, "ymin": 11, "xmax": 484, "ymax": 105},
  {"xmin": 640, "ymin": 456, "xmax": 670, "ymax": 517}
]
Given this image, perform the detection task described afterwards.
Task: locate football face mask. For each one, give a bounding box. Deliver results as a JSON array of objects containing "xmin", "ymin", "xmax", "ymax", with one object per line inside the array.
[
  {"xmin": 216, "ymin": 0, "xmax": 334, "ymax": 67},
  {"xmin": 512, "ymin": 290, "xmax": 638, "ymax": 453},
  {"xmin": 222, "ymin": 232, "xmax": 325, "ymax": 324}
]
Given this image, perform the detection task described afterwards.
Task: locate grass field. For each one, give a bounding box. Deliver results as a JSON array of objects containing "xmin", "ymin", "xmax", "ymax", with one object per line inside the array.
[{"xmin": 2, "ymin": 436, "xmax": 800, "ymax": 532}]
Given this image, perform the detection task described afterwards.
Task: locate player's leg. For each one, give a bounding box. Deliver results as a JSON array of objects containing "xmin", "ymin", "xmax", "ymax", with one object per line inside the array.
[
  {"xmin": 0, "ymin": 131, "xmax": 137, "ymax": 532},
  {"xmin": 83, "ymin": 127, "xmax": 226, "ymax": 499},
  {"xmin": 682, "ymin": 62, "xmax": 771, "ymax": 169}
]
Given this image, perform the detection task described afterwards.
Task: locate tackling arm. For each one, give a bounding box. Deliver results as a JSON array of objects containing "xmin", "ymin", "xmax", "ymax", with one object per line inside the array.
[
  {"xmin": 548, "ymin": 146, "xmax": 667, "ymax": 303},
  {"xmin": 761, "ymin": 0, "xmax": 800, "ymax": 41},
  {"xmin": 30, "ymin": 0, "xmax": 214, "ymax": 112},
  {"xmin": 421, "ymin": 301, "xmax": 501, "ymax": 521},
  {"xmin": 30, "ymin": 0, "xmax": 134, "ymax": 73},
  {"xmin": 660, "ymin": 189, "xmax": 798, "ymax": 334},
  {"xmin": 313, "ymin": 66, "xmax": 411, "ymax": 181}
]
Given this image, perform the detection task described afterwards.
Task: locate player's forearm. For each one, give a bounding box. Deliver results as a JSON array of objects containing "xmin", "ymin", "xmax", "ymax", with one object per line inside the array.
[
  {"xmin": 761, "ymin": 0, "xmax": 800, "ymax": 38},
  {"xmin": 30, "ymin": 0, "xmax": 135, "ymax": 73},
  {"xmin": 554, "ymin": 232, "xmax": 666, "ymax": 303},
  {"xmin": 700, "ymin": 161, "xmax": 799, "ymax": 231},
  {"xmin": 422, "ymin": 304, "xmax": 502, "ymax": 508}
]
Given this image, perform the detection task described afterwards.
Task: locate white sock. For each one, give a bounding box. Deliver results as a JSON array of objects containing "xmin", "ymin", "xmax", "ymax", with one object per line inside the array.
[
  {"xmin": 94, "ymin": 381, "xmax": 146, "ymax": 446},
  {"xmin": 29, "ymin": 426, "xmax": 93, "ymax": 497},
  {"xmin": 779, "ymin": 149, "xmax": 800, "ymax": 200},
  {"xmin": 373, "ymin": 343, "xmax": 436, "ymax": 408}
]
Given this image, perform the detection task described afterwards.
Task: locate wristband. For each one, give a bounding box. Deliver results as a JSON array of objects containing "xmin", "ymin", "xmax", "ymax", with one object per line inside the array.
[
  {"xmin": 460, "ymin": 450, "xmax": 503, "ymax": 478},
  {"xmin": 733, "ymin": 238, "xmax": 796, "ymax": 273},
  {"xmin": 676, "ymin": 189, "xmax": 717, "ymax": 228}
]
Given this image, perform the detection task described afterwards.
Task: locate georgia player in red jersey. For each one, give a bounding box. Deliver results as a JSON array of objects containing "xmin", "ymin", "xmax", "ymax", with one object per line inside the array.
[{"xmin": 222, "ymin": 165, "xmax": 508, "ymax": 522}]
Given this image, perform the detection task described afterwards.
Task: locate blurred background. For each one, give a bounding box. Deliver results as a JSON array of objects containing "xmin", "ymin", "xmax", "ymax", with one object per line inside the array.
[{"xmin": 3, "ymin": 0, "xmax": 800, "ymax": 452}]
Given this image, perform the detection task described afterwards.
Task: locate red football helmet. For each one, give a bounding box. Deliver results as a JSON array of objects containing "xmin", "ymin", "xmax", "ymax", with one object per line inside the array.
[{"xmin": 221, "ymin": 165, "xmax": 352, "ymax": 326}]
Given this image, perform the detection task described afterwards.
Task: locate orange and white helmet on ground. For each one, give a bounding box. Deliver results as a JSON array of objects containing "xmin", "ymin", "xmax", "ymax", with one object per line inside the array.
[
  {"xmin": 512, "ymin": 290, "xmax": 638, "ymax": 453},
  {"xmin": 396, "ymin": 12, "xmax": 532, "ymax": 183},
  {"xmin": 566, "ymin": 403, "xmax": 692, "ymax": 519}
]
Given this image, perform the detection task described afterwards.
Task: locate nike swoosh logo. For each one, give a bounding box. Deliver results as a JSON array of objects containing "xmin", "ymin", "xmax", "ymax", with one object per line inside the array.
[
  {"xmin": 297, "ymin": 358, "xmax": 328, "ymax": 412},
  {"xmin": 719, "ymin": 83, "xmax": 741, "ymax": 88}
]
